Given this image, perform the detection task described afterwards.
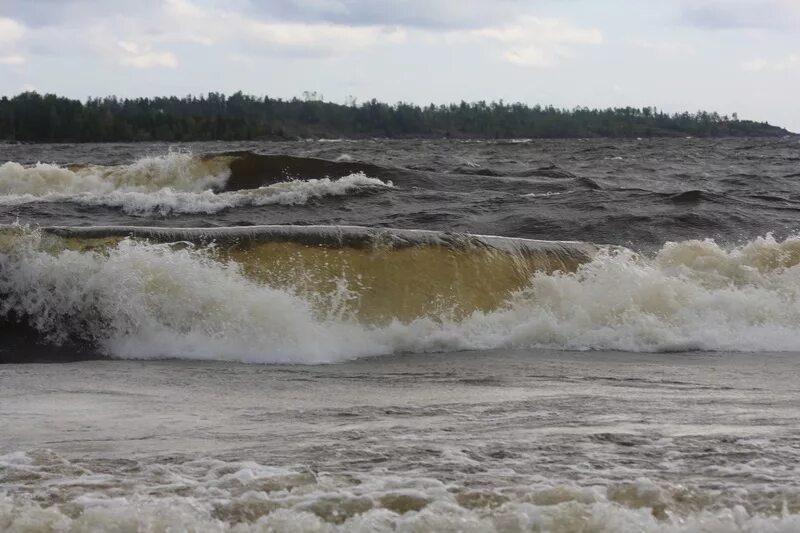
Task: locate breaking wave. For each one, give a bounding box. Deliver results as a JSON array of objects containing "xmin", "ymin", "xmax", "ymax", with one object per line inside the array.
[
  {"xmin": 3, "ymin": 225, "xmax": 800, "ymax": 363},
  {"xmin": 0, "ymin": 151, "xmax": 395, "ymax": 215}
]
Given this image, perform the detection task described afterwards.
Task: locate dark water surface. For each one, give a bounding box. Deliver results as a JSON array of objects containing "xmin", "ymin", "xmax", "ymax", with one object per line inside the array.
[{"xmin": 2, "ymin": 138, "xmax": 799, "ymax": 248}]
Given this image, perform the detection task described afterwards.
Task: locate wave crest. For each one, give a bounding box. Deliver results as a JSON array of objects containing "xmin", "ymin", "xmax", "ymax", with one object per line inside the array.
[
  {"xmin": 3, "ymin": 226, "xmax": 800, "ymax": 362},
  {"xmin": 0, "ymin": 151, "xmax": 230, "ymax": 195},
  {"xmin": 0, "ymin": 151, "xmax": 396, "ymax": 215}
]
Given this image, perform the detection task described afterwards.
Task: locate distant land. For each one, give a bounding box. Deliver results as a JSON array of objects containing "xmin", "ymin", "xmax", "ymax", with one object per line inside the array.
[{"xmin": 0, "ymin": 91, "xmax": 794, "ymax": 143}]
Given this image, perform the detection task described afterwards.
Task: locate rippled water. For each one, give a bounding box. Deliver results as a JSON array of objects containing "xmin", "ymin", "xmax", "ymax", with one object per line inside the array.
[{"xmin": 1, "ymin": 138, "xmax": 799, "ymax": 531}]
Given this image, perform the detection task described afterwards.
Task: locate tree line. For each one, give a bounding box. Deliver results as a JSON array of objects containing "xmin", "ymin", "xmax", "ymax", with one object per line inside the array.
[{"xmin": 0, "ymin": 91, "xmax": 790, "ymax": 142}]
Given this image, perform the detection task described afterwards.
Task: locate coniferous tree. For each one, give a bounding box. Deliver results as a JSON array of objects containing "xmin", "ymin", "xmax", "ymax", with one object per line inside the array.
[{"xmin": 0, "ymin": 91, "xmax": 790, "ymax": 142}]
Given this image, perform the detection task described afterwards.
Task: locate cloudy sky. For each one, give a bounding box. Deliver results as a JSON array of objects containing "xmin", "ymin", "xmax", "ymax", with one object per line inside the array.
[{"xmin": 0, "ymin": 0, "xmax": 798, "ymax": 131}]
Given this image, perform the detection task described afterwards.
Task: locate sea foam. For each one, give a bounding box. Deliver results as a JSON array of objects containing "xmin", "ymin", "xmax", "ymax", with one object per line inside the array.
[{"xmin": 1, "ymin": 451, "xmax": 799, "ymax": 533}]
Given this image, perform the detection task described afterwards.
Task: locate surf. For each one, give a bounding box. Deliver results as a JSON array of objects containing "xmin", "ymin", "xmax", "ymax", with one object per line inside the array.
[
  {"xmin": 4, "ymin": 224, "xmax": 800, "ymax": 363},
  {"xmin": 0, "ymin": 224, "xmax": 595, "ymax": 363},
  {"xmin": 0, "ymin": 151, "xmax": 399, "ymax": 215}
]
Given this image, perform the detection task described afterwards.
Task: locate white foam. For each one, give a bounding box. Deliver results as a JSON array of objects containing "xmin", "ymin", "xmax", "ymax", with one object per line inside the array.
[
  {"xmin": 0, "ymin": 155, "xmax": 392, "ymax": 215},
  {"xmin": 5, "ymin": 229, "xmax": 800, "ymax": 362},
  {"xmin": 68, "ymin": 173, "xmax": 391, "ymax": 215},
  {"xmin": 0, "ymin": 151, "xmax": 229, "ymax": 195},
  {"xmin": 521, "ymin": 191, "xmax": 571, "ymax": 198},
  {"xmin": 1, "ymin": 453, "xmax": 799, "ymax": 533},
  {"xmin": 0, "ymin": 230, "xmax": 389, "ymax": 363},
  {"xmin": 409, "ymin": 234, "xmax": 800, "ymax": 354},
  {"xmin": 3, "ymin": 493, "xmax": 797, "ymax": 533},
  {"xmin": 244, "ymin": 173, "xmax": 392, "ymax": 208}
]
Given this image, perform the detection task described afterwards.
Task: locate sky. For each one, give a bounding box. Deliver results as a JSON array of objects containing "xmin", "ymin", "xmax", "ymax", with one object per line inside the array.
[{"xmin": 0, "ymin": 0, "xmax": 798, "ymax": 131}]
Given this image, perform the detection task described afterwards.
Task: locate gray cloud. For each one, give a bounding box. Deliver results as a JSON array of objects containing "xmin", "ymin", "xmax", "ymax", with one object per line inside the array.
[
  {"xmin": 243, "ymin": 0, "xmax": 531, "ymax": 29},
  {"xmin": 2, "ymin": 0, "xmax": 537, "ymax": 31},
  {"xmin": 680, "ymin": 0, "xmax": 800, "ymax": 30},
  {"xmin": 0, "ymin": 0, "xmax": 162, "ymax": 26}
]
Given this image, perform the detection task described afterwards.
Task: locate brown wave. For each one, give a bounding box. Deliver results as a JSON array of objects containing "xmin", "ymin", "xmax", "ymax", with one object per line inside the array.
[
  {"xmin": 201, "ymin": 151, "xmax": 401, "ymax": 191},
  {"xmin": 41, "ymin": 225, "xmax": 598, "ymax": 323}
]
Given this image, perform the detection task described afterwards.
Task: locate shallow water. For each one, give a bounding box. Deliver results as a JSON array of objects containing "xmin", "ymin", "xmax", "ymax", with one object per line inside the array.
[{"xmin": 2, "ymin": 351, "xmax": 799, "ymax": 531}]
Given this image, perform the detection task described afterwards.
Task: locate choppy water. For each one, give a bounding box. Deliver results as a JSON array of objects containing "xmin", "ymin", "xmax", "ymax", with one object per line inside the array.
[
  {"xmin": 2, "ymin": 138, "xmax": 799, "ymax": 246},
  {"xmin": 1, "ymin": 138, "xmax": 799, "ymax": 531}
]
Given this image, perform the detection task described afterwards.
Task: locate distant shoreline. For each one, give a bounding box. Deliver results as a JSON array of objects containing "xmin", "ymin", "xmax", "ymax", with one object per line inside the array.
[
  {"xmin": 0, "ymin": 91, "xmax": 794, "ymax": 142},
  {"xmin": 1, "ymin": 134, "xmax": 796, "ymax": 145}
]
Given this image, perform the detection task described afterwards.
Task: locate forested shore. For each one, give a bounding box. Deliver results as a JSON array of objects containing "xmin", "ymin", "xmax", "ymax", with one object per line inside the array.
[{"xmin": 0, "ymin": 91, "xmax": 792, "ymax": 142}]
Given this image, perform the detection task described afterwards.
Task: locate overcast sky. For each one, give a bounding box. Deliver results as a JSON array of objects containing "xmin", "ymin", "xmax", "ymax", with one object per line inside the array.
[{"xmin": 0, "ymin": 0, "xmax": 798, "ymax": 131}]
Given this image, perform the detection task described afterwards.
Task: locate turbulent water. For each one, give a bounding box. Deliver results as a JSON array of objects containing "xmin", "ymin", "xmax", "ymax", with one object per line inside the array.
[{"xmin": 1, "ymin": 138, "xmax": 800, "ymax": 532}]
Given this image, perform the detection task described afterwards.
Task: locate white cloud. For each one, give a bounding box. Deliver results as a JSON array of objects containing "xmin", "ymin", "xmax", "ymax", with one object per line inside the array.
[
  {"xmin": 116, "ymin": 41, "xmax": 178, "ymax": 68},
  {"xmin": 0, "ymin": 17, "xmax": 26, "ymax": 42},
  {"xmin": 501, "ymin": 46, "xmax": 553, "ymax": 67},
  {"xmin": 245, "ymin": 20, "xmax": 405, "ymax": 52},
  {"xmin": 158, "ymin": 0, "xmax": 406, "ymax": 57},
  {"xmin": 0, "ymin": 54, "xmax": 26, "ymax": 65},
  {"xmin": 472, "ymin": 17, "xmax": 602, "ymax": 67},
  {"xmin": 159, "ymin": 0, "xmax": 218, "ymax": 45},
  {"xmin": 0, "ymin": 17, "xmax": 27, "ymax": 67},
  {"xmin": 632, "ymin": 39, "xmax": 695, "ymax": 57},
  {"xmin": 742, "ymin": 54, "xmax": 798, "ymax": 71}
]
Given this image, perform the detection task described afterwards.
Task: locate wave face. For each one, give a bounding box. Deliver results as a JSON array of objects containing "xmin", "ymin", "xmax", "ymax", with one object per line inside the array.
[
  {"xmin": 0, "ymin": 151, "xmax": 394, "ymax": 215},
  {"xmin": 4, "ymin": 224, "xmax": 800, "ymax": 363}
]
